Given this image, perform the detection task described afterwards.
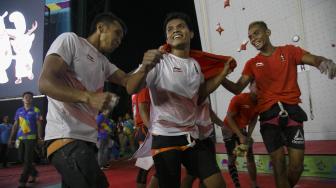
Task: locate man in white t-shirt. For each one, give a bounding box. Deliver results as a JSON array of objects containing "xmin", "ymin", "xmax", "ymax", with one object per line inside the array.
[
  {"xmin": 38, "ymin": 12, "xmax": 162, "ymax": 188},
  {"xmin": 147, "ymin": 12, "xmax": 230, "ymax": 188}
]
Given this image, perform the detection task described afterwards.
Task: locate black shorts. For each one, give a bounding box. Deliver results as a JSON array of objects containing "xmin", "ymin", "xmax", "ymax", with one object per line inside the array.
[
  {"xmin": 260, "ymin": 124, "xmax": 305, "ymax": 153},
  {"xmin": 259, "ymin": 103, "xmax": 306, "ymax": 153},
  {"xmin": 152, "ymin": 135, "xmax": 220, "ymax": 188}
]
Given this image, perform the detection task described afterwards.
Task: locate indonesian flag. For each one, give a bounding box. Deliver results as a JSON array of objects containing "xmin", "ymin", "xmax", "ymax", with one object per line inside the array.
[{"xmin": 160, "ymin": 44, "xmax": 237, "ymax": 80}]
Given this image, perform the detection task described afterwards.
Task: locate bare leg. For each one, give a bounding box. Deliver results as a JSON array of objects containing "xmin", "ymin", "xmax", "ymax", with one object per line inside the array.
[
  {"xmin": 202, "ymin": 172, "xmax": 226, "ymax": 188},
  {"xmin": 181, "ymin": 174, "xmax": 195, "ymax": 188},
  {"xmin": 287, "ymin": 147, "xmax": 304, "ymax": 187},
  {"xmin": 147, "ymin": 175, "xmax": 159, "ymax": 188},
  {"xmin": 246, "ymin": 151, "xmax": 258, "ymax": 188},
  {"xmin": 270, "ymin": 147, "xmax": 290, "ymax": 188}
]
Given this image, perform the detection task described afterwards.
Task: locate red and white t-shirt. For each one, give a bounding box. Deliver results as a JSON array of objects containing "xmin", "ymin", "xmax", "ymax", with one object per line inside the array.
[{"xmin": 146, "ymin": 53, "xmax": 204, "ymax": 137}]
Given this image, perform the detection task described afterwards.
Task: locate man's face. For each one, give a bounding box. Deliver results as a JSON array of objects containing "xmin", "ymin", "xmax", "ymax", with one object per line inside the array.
[
  {"xmin": 99, "ymin": 21, "xmax": 124, "ymax": 53},
  {"xmin": 22, "ymin": 93, "xmax": 33, "ymax": 105},
  {"xmin": 248, "ymin": 25, "xmax": 270, "ymax": 50},
  {"xmin": 165, "ymin": 18, "xmax": 194, "ymax": 49},
  {"xmin": 3, "ymin": 116, "xmax": 9, "ymax": 123}
]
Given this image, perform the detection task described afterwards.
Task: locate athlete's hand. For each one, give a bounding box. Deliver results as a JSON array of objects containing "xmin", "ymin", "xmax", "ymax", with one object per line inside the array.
[
  {"xmin": 318, "ymin": 59, "xmax": 336, "ymax": 79},
  {"xmin": 87, "ymin": 92, "xmax": 119, "ymax": 111},
  {"xmin": 140, "ymin": 49, "xmax": 163, "ymax": 73},
  {"xmin": 220, "ymin": 58, "xmax": 234, "ymax": 76},
  {"xmin": 158, "ymin": 44, "xmax": 170, "ymax": 54}
]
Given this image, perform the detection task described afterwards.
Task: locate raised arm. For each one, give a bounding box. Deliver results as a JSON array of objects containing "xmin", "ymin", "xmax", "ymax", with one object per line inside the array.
[
  {"xmin": 108, "ymin": 49, "xmax": 163, "ymax": 94},
  {"xmin": 301, "ymin": 53, "xmax": 336, "ymax": 79},
  {"xmin": 198, "ymin": 60, "xmax": 232, "ymax": 104}
]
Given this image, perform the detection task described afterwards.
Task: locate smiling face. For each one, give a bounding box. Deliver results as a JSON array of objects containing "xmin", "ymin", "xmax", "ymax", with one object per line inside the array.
[
  {"xmin": 165, "ymin": 18, "xmax": 194, "ymax": 49},
  {"xmin": 248, "ymin": 24, "xmax": 271, "ymax": 51},
  {"xmin": 98, "ymin": 21, "xmax": 124, "ymax": 53}
]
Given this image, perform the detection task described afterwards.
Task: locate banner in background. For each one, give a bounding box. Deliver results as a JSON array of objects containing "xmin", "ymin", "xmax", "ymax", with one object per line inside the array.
[
  {"xmin": 0, "ymin": 0, "xmax": 44, "ymax": 99},
  {"xmin": 216, "ymin": 154, "xmax": 336, "ymax": 179}
]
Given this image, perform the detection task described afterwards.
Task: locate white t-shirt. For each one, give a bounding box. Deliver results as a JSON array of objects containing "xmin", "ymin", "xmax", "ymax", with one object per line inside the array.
[
  {"xmin": 195, "ymin": 99, "xmax": 213, "ymax": 140},
  {"xmin": 44, "ymin": 32, "xmax": 119, "ymax": 143},
  {"xmin": 146, "ymin": 53, "xmax": 204, "ymax": 137}
]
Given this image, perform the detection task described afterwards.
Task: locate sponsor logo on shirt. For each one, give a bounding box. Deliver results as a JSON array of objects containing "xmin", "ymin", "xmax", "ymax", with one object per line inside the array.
[
  {"xmin": 87, "ymin": 54, "xmax": 95, "ymax": 63},
  {"xmin": 173, "ymin": 67, "xmax": 182, "ymax": 72},
  {"xmin": 256, "ymin": 62, "xmax": 264, "ymax": 67},
  {"xmin": 292, "ymin": 129, "xmax": 304, "ymax": 145}
]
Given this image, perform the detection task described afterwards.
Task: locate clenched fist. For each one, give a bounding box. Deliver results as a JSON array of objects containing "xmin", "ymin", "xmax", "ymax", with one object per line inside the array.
[
  {"xmin": 87, "ymin": 92, "xmax": 119, "ymax": 111},
  {"xmin": 140, "ymin": 49, "xmax": 163, "ymax": 73}
]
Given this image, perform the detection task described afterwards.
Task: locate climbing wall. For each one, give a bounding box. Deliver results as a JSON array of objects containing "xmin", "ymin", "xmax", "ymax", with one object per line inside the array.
[{"xmin": 194, "ymin": 0, "xmax": 336, "ymax": 142}]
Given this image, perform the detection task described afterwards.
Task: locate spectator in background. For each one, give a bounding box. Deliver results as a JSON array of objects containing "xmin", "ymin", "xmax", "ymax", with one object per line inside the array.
[
  {"xmin": 96, "ymin": 108, "xmax": 114, "ymax": 170},
  {"xmin": 8, "ymin": 91, "xmax": 43, "ymax": 188},
  {"xmin": 123, "ymin": 113, "xmax": 136, "ymax": 153},
  {"xmin": 0, "ymin": 115, "xmax": 12, "ymax": 168},
  {"xmin": 132, "ymin": 88, "xmax": 158, "ymax": 188},
  {"xmin": 117, "ymin": 116, "xmax": 127, "ymax": 157}
]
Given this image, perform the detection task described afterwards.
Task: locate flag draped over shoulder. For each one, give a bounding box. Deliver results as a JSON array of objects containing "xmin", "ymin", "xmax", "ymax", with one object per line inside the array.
[
  {"xmin": 190, "ymin": 50, "xmax": 237, "ymax": 80},
  {"xmin": 160, "ymin": 44, "xmax": 237, "ymax": 80}
]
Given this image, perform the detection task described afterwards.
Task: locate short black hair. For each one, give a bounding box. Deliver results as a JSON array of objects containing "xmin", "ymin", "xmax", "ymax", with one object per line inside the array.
[
  {"xmin": 89, "ymin": 12, "xmax": 127, "ymax": 36},
  {"xmin": 248, "ymin": 21, "xmax": 268, "ymax": 31},
  {"xmin": 163, "ymin": 12, "xmax": 194, "ymax": 33},
  {"xmin": 22, "ymin": 91, "xmax": 33, "ymax": 97}
]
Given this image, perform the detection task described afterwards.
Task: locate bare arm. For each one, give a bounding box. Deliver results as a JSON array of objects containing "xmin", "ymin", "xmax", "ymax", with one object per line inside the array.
[
  {"xmin": 301, "ymin": 53, "xmax": 336, "ymax": 79},
  {"xmin": 221, "ymin": 75, "xmax": 251, "ymax": 95},
  {"xmin": 198, "ymin": 61, "xmax": 231, "ymax": 104},
  {"xmin": 39, "ymin": 54, "xmax": 91, "ymax": 103},
  {"xmin": 209, "ymin": 109, "xmax": 224, "ymax": 127},
  {"xmin": 39, "ymin": 54, "xmax": 112, "ymax": 110},
  {"xmin": 226, "ymin": 112, "xmax": 242, "ymax": 137},
  {"xmin": 36, "ymin": 120, "xmax": 43, "ymax": 140},
  {"xmin": 8, "ymin": 120, "xmax": 18, "ymax": 145},
  {"xmin": 108, "ymin": 69, "xmax": 147, "ymax": 95},
  {"xmin": 108, "ymin": 49, "xmax": 163, "ymax": 94},
  {"xmin": 138, "ymin": 102, "xmax": 150, "ymax": 128},
  {"xmin": 301, "ymin": 53, "xmax": 330, "ymax": 67},
  {"xmin": 247, "ymin": 117, "xmax": 258, "ymax": 137}
]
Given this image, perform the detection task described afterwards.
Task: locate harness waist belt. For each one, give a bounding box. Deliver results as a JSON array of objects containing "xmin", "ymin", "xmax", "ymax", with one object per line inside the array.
[{"xmin": 47, "ymin": 138, "xmax": 74, "ymax": 158}]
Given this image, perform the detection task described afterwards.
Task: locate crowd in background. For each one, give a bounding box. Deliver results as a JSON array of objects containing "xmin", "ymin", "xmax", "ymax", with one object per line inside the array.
[{"xmin": 0, "ymin": 100, "xmax": 137, "ymax": 171}]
